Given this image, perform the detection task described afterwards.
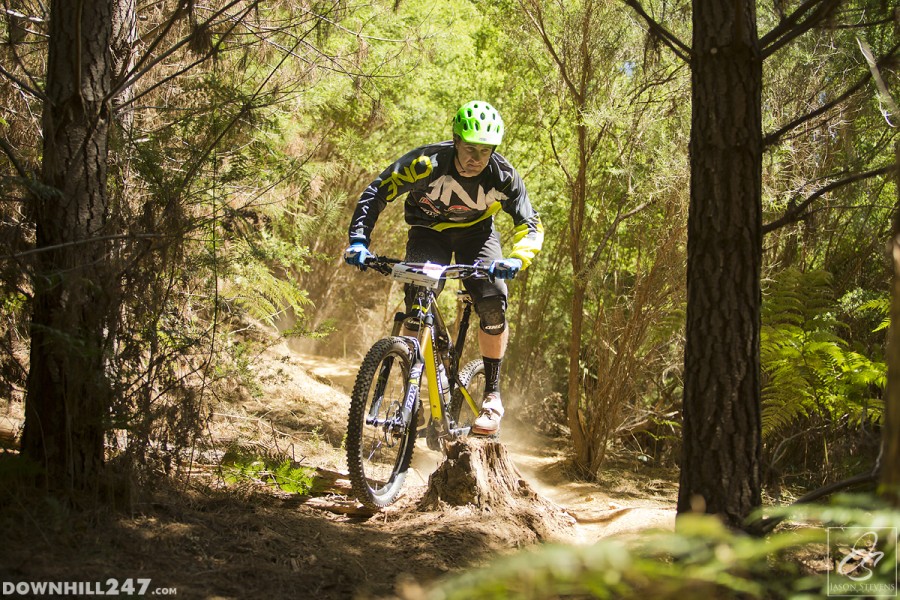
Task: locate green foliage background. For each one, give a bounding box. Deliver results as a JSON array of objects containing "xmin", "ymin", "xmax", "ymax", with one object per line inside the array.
[
  {"xmin": 0, "ymin": 0, "xmax": 896, "ymax": 494},
  {"xmin": 0, "ymin": 0, "xmax": 897, "ymax": 597}
]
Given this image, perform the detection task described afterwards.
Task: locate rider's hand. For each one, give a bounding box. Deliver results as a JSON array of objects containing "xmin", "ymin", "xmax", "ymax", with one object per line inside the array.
[
  {"xmin": 344, "ymin": 242, "xmax": 373, "ymax": 270},
  {"xmin": 489, "ymin": 258, "xmax": 522, "ymax": 280}
]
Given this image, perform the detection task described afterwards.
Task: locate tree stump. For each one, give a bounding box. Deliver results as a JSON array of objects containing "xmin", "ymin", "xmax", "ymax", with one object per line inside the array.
[{"xmin": 419, "ymin": 437, "xmax": 574, "ymax": 540}]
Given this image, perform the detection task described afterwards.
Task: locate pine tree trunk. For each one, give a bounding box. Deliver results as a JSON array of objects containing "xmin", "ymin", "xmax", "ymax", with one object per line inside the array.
[
  {"xmin": 21, "ymin": 0, "xmax": 118, "ymax": 493},
  {"xmin": 678, "ymin": 0, "xmax": 763, "ymax": 528},
  {"xmin": 883, "ymin": 141, "xmax": 900, "ymax": 505}
]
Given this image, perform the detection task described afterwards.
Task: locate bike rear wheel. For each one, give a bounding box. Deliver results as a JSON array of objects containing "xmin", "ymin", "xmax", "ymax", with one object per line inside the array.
[
  {"xmin": 346, "ymin": 337, "xmax": 417, "ymax": 509},
  {"xmin": 449, "ymin": 358, "xmax": 485, "ymax": 429}
]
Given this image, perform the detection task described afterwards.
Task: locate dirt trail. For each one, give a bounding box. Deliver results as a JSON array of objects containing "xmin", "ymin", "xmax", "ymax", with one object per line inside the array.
[
  {"xmin": 0, "ymin": 342, "xmax": 679, "ymax": 600},
  {"xmin": 290, "ymin": 348, "xmax": 677, "ymax": 545}
]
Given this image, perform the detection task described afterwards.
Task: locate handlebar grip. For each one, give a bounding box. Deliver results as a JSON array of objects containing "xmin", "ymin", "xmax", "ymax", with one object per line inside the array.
[{"xmin": 363, "ymin": 255, "xmax": 401, "ymax": 275}]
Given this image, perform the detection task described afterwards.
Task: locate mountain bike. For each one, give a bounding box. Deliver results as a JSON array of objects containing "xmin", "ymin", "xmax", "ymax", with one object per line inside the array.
[{"xmin": 346, "ymin": 256, "xmax": 492, "ymax": 509}]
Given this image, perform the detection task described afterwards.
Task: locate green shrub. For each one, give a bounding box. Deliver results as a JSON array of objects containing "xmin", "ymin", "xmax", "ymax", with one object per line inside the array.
[
  {"xmin": 761, "ymin": 269, "xmax": 885, "ymax": 438},
  {"xmin": 220, "ymin": 447, "xmax": 314, "ymax": 495}
]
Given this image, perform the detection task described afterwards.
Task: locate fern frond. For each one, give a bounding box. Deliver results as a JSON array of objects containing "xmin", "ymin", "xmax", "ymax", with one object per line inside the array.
[
  {"xmin": 761, "ymin": 267, "xmax": 885, "ymax": 435},
  {"xmin": 219, "ymin": 237, "xmax": 311, "ymax": 327},
  {"xmin": 761, "ymin": 387, "xmax": 813, "ymax": 438}
]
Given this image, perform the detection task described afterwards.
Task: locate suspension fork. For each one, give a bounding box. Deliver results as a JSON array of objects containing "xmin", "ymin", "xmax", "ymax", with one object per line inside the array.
[
  {"xmin": 368, "ymin": 312, "xmax": 416, "ymax": 420},
  {"xmin": 393, "ymin": 291, "xmax": 431, "ymax": 425}
]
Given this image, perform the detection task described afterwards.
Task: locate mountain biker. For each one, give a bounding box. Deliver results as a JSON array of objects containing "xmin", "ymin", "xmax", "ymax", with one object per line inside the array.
[{"xmin": 344, "ymin": 100, "xmax": 543, "ymax": 436}]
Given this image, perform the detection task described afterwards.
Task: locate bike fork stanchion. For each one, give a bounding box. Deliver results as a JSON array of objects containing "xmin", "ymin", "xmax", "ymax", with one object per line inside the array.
[
  {"xmin": 368, "ymin": 359, "xmax": 393, "ymax": 420},
  {"xmin": 398, "ymin": 334, "xmax": 424, "ymax": 427}
]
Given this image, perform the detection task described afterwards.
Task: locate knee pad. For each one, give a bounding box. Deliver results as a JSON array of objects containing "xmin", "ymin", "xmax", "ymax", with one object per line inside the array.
[{"xmin": 476, "ymin": 296, "xmax": 507, "ymax": 335}]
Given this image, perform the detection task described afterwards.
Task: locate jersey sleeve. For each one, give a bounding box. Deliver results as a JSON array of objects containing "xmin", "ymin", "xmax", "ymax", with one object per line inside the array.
[
  {"xmin": 500, "ymin": 166, "xmax": 544, "ymax": 269},
  {"xmin": 347, "ymin": 147, "xmax": 436, "ymax": 245}
]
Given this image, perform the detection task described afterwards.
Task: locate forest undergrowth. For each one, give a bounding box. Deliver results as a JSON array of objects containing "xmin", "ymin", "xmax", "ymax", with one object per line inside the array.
[
  {"xmin": 0, "ymin": 336, "xmax": 683, "ymax": 600},
  {"xmin": 0, "ymin": 334, "xmax": 896, "ymax": 599}
]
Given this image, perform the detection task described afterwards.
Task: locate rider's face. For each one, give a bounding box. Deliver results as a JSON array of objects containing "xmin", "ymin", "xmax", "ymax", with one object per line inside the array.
[{"xmin": 454, "ymin": 140, "xmax": 494, "ymax": 177}]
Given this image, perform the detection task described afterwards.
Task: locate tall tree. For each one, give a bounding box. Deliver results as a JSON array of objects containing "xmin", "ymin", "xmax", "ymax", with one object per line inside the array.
[
  {"xmin": 5, "ymin": 0, "xmax": 442, "ymax": 491},
  {"xmin": 20, "ymin": 0, "xmax": 123, "ymax": 491},
  {"xmin": 626, "ymin": 0, "xmax": 897, "ymax": 527},
  {"xmin": 626, "ymin": 0, "xmax": 765, "ymax": 526},
  {"xmin": 511, "ymin": 0, "xmax": 662, "ymax": 473},
  {"xmin": 678, "ymin": 0, "xmax": 763, "ymax": 525}
]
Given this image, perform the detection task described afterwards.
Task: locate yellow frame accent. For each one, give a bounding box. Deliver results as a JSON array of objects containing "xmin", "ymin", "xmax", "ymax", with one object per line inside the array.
[
  {"xmin": 414, "ymin": 299, "xmax": 481, "ymax": 426},
  {"xmin": 420, "ymin": 331, "xmax": 443, "ymax": 420},
  {"xmin": 458, "ymin": 383, "xmax": 479, "ymax": 417},
  {"xmin": 431, "ymin": 202, "xmax": 502, "ymax": 231}
]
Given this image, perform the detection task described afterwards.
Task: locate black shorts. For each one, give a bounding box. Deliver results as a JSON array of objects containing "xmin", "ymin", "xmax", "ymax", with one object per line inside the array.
[{"xmin": 404, "ymin": 224, "xmax": 507, "ymax": 307}]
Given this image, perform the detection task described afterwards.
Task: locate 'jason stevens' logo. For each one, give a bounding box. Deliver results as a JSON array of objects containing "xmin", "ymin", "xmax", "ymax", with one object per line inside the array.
[{"xmin": 827, "ymin": 527, "xmax": 897, "ymax": 597}]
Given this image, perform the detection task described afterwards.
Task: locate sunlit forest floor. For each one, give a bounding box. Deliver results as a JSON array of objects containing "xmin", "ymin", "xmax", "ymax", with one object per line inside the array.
[{"xmin": 0, "ymin": 340, "xmax": 679, "ymax": 599}]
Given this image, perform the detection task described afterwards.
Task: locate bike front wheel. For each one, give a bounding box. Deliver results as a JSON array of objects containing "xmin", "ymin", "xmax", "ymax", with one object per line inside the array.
[
  {"xmin": 346, "ymin": 337, "xmax": 417, "ymax": 509},
  {"xmin": 449, "ymin": 358, "xmax": 485, "ymax": 430}
]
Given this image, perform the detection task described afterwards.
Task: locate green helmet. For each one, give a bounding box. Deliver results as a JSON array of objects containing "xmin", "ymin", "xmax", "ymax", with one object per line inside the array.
[{"xmin": 452, "ymin": 101, "xmax": 504, "ymax": 146}]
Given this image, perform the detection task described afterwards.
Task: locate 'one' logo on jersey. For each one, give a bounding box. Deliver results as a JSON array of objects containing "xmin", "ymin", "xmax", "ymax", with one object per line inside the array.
[{"xmin": 380, "ymin": 156, "xmax": 433, "ymax": 201}]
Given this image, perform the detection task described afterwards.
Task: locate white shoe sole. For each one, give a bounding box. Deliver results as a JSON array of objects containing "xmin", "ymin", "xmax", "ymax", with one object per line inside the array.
[{"xmin": 471, "ymin": 425, "xmax": 500, "ymax": 436}]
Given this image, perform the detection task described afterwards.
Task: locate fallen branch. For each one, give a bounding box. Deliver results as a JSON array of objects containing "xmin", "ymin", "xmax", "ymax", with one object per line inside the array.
[
  {"xmin": 301, "ymin": 496, "xmax": 375, "ymax": 517},
  {"xmin": 747, "ymin": 470, "xmax": 879, "ymax": 536}
]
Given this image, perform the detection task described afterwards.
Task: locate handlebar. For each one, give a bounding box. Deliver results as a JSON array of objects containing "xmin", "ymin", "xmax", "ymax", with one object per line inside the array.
[{"xmin": 363, "ymin": 255, "xmax": 494, "ymax": 286}]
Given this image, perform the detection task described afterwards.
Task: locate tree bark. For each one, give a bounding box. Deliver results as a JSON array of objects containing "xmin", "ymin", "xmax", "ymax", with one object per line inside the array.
[
  {"xmin": 883, "ymin": 140, "xmax": 900, "ymax": 505},
  {"xmin": 678, "ymin": 0, "xmax": 763, "ymax": 528},
  {"xmin": 420, "ymin": 438, "xmax": 574, "ymax": 541},
  {"xmin": 21, "ymin": 0, "xmax": 118, "ymax": 493},
  {"xmin": 5, "ymin": 0, "xmax": 27, "ymax": 45}
]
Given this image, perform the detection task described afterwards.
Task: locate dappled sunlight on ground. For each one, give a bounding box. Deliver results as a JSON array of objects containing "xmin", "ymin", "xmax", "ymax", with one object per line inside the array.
[{"xmin": 0, "ymin": 347, "xmax": 679, "ymax": 600}]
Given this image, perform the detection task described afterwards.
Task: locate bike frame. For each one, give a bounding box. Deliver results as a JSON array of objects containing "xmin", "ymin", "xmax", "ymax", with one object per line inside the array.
[{"xmin": 401, "ymin": 285, "xmax": 481, "ymax": 437}]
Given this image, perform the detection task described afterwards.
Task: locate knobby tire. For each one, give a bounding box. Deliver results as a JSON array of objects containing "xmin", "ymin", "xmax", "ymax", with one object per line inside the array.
[{"xmin": 346, "ymin": 337, "xmax": 417, "ymax": 509}]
